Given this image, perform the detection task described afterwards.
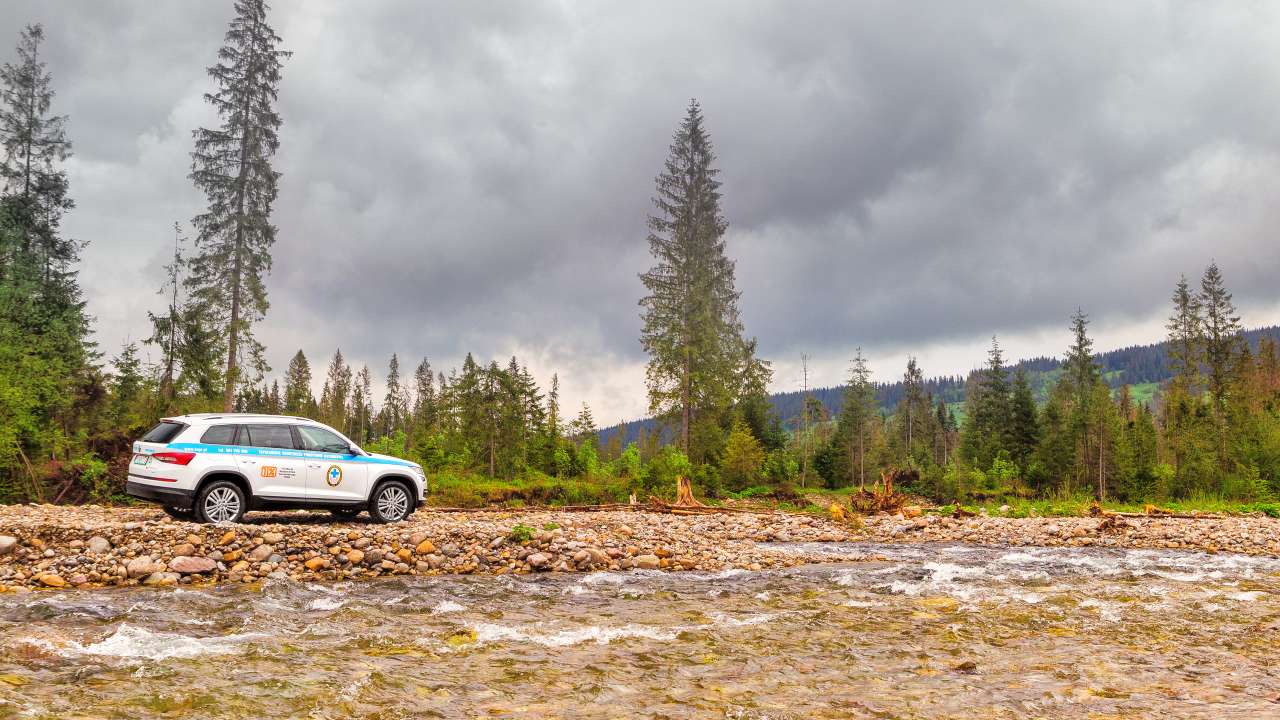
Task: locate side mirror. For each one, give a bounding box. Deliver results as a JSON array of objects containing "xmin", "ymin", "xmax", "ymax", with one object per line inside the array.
[{"xmin": 348, "ymin": 444, "xmax": 362, "ymax": 456}]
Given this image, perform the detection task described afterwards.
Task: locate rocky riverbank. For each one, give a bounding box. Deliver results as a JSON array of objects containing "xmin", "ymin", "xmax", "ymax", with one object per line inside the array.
[
  {"xmin": 858, "ymin": 511, "xmax": 1280, "ymax": 556},
  {"xmin": 0, "ymin": 504, "xmax": 856, "ymax": 591},
  {"xmin": 1, "ymin": 504, "xmax": 1278, "ymax": 591}
]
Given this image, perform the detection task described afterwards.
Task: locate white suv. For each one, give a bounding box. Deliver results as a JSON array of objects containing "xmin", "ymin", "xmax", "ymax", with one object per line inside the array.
[{"xmin": 126, "ymin": 413, "xmax": 427, "ymax": 524}]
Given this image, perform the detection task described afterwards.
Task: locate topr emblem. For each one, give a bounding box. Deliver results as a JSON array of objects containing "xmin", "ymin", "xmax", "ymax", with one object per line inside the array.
[{"xmin": 326, "ymin": 464, "xmax": 343, "ymax": 487}]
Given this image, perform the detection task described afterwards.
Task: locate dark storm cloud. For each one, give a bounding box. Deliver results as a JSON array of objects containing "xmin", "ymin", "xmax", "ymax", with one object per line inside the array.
[{"xmin": 3, "ymin": 1, "xmax": 1279, "ymax": 417}]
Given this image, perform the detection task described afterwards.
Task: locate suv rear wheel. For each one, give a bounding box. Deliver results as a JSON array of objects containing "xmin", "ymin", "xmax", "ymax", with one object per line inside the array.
[
  {"xmin": 196, "ymin": 480, "xmax": 247, "ymax": 524},
  {"xmin": 368, "ymin": 481, "xmax": 412, "ymax": 524}
]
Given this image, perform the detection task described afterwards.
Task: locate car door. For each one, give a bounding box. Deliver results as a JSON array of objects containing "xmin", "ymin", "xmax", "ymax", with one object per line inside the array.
[
  {"xmin": 296, "ymin": 425, "xmax": 369, "ymax": 503},
  {"xmin": 238, "ymin": 424, "xmax": 308, "ymax": 500}
]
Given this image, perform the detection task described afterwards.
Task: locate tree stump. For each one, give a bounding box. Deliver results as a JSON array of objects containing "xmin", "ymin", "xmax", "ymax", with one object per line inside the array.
[{"xmin": 673, "ymin": 476, "xmax": 706, "ymax": 507}]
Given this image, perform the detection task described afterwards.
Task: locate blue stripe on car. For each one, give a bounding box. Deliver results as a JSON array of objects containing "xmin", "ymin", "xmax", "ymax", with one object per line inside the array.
[{"xmin": 167, "ymin": 442, "xmax": 417, "ymax": 468}]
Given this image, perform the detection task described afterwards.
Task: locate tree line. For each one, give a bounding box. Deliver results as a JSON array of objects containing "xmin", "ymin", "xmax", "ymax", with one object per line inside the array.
[{"xmin": 0, "ymin": 6, "xmax": 1276, "ymax": 508}]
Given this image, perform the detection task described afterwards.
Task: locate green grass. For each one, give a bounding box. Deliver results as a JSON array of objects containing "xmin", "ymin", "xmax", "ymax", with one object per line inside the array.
[
  {"xmin": 928, "ymin": 494, "xmax": 1280, "ymax": 518},
  {"xmin": 426, "ymin": 471, "xmax": 631, "ymax": 508}
]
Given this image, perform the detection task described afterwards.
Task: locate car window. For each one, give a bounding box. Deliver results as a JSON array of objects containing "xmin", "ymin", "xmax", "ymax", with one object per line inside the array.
[
  {"xmin": 244, "ymin": 424, "xmax": 297, "ymax": 450},
  {"xmin": 199, "ymin": 424, "xmax": 238, "ymax": 445},
  {"xmin": 296, "ymin": 425, "xmax": 350, "ymax": 454},
  {"xmin": 141, "ymin": 421, "xmax": 186, "ymax": 443}
]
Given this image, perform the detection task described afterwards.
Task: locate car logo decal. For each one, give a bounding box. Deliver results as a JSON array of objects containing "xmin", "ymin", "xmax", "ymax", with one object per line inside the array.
[
  {"xmin": 326, "ymin": 465, "xmax": 343, "ymax": 487},
  {"xmin": 260, "ymin": 465, "xmax": 277, "ymax": 478}
]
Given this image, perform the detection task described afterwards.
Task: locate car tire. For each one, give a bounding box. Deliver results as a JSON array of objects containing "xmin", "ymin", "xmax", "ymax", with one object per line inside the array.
[
  {"xmin": 329, "ymin": 507, "xmax": 362, "ymax": 521},
  {"xmin": 368, "ymin": 481, "xmax": 413, "ymax": 524},
  {"xmin": 195, "ymin": 480, "xmax": 247, "ymax": 524},
  {"xmin": 162, "ymin": 505, "xmax": 196, "ymax": 521}
]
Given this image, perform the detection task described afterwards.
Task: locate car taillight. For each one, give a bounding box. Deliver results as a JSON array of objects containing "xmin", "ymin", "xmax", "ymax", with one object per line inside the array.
[{"xmin": 152, "ymin": 451, "xmax": 196, "ymax": 465}]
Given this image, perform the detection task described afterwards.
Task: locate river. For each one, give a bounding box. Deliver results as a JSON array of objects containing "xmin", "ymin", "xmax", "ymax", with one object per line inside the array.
[{"xmin": 1, "ymin": 543, "xmax": 1277, "ymax": 718}]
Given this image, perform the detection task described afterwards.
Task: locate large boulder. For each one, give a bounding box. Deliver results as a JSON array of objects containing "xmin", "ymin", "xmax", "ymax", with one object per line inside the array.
[
  {"xmin": 169, "ymin": 556, "xmax": 216, "ymax": 574},
  {"xmin": 126, "ymin": 556, "xmax": 165, "ymax": 579},
  {"xmin": 633, "ymin": 554, "xmax": 661, "ymax": 570},
  {"xmin": 0, "ymin": 536, "xmax": 17, "ymax": 555},
  {"xmin": 86, "ymin": 536, "xmax": 112, "ymax": 554},
  {"xmin": 247, "ymin": 544, "xmax": 274, "ymax": 562}
]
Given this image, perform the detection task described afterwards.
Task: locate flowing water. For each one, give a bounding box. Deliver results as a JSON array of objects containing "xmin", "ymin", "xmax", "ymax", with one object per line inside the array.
[{"xmin": 2, "ymin": 543, "xmax": 1279, "ymax": 719}]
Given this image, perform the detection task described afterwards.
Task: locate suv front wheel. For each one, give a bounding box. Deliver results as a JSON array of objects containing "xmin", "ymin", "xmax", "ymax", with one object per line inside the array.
[
  {"xmin": 368, "ymin": 481, "xmax": 413, "ymax": 524},
  {"xmin": 196, "ymin": 480, "xmax": 247, "ymax": 524}
]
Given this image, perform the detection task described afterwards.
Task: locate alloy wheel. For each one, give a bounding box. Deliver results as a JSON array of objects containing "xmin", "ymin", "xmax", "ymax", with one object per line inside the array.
[{"xmin": 203, "ymin": 486, "xmax": 241, "ymax": 523}]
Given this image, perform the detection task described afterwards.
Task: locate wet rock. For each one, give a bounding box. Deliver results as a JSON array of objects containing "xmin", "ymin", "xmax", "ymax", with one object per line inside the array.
[
  {"xmin": 634, "ymin": 554, "xmax": 660, "ymax": 570},
  {"xmin": 304, "ymin": 557, "xmax": 328, "ymax": 571},
  {"xmin": 169, "ymin": 556, "xmax": 216, "ymax": 574},
  {"xmin": 37, "ymin": 573, "xmax": 65, "ymax": 587},
  {"xmin": 143, "ymin": 572, "xmax": 180, "ymax": 586},
  {"xmin": 217, "ymin": 531, "xmax": 236, "ymax": 546},
  {"xmin": 126, "ymin": 556, "xmax": 164, "ymax": 579},
  {"xmin": 248, "ymin": 544, "xmax": 274, "ymax": 562},
  {"xmin": 527, "ymin": 552, "xmax": 552, "ymax": 570}
]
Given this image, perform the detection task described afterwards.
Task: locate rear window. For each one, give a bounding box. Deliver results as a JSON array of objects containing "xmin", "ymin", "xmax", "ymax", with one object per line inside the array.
[
  {"xmin": 244, "ymin": 424, "xmax": 297, "ymax": 450},
  {"xmin": 141, "ymin": 421, "xmax": 186, "ymax": 444},
  {"xmin": 200, "ymin": 424, "xmax": 239, "ymax": 445}
]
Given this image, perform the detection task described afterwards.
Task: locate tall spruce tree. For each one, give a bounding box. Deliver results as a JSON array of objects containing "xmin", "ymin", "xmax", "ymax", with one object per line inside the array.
[
  {"xmin": 282, "ymin": 350, "xmax": 313, "ymax": 416},
  {"xmin": 962, "ymin": 336, "xmax": 1012, "ymax": 469},
  {"xmin": 187, "ymin": 0, "xmax": 289, "ymax": 410},
  {"xmin": 318, "ymin": 349, "xmax": 351, "ymax": 430},
  {"xmin": 146, "ymin": 223, "xmax": 187, "ymax": 407},
  {"xmin": 1008, "ymin": 368, "xmax": 1039, "ymax": 472},
  {"xmin": 0, "ymin": 24, "xmax": 75, "ymax": 262},
  {"xmin": 639, "ymin": 99, "xmax": 765, "ymax": 453},
  {"xmin": 1166, "ymin": 274, "xmax": 1204, "ymax": 393},
  {"xmin": 1199, "ymin": 262, "xmax": 1240, "ymax": 411},
  {"xmin": 379, "ymin": 353, "xmax": 406, "ymax": 436},
  {"xmin": 837, "ymin": 349, "xmax": 877, "ymax": 488}
]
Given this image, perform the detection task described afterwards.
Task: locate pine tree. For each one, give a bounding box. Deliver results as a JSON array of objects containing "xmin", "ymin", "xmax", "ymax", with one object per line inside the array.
[
  {"xmin": 894, "ymin": 356, "xmax": 932, "ymax": 465},
  {"xmin": 835, "ymin": 349, "xmax": 877, "ymax": 488},
  {"xmin": 410, "ymin": 358, "xmax": 434, "ymax": 430},
  {"xmin": 1062, "ymin": 309, "xmax": 1100, "ymax": 411},
  {"xmin": 1166, "ymin": 274, "xmax": 1203, "ymax": 393},
  {"xmin": 110, "ymin": 342, "xmax": 145, "ymax": 427},
  {"xmin": 1200, "ymin": 262, "xmax": 1241, "ymax": 411},
  {"xmin": 348, "ymin": 365, "xmax": 372, "ymax": 442},
  {"xmin": 318, "ymin": 349, "xmax": 351, "ymax": 429},
  {"xmin": 0, "ymin": 24, "xmax": 74, "ymax": 262},
  {"xmin": 379, "ymin": 353, "xmax": 406, "ymax": 436},
  {"xmin": 1007, "ymin": 368, "xmax": 1039, "ymax": 472},
  {"xmin": 282, "ymin": 350, "xmax": 313, "ymax": 416},
  {"xmin": 146, "ymin": 223, "xmax": 187, "ymax": 408},
  {"xmin": 962, "ymin": 336, "xmax": 1012, "ymax": 469},
  {"xmin": 544, "ymin": 372, "xmax": 562, "ymax": 474},
  {"xmin": 721, "ymin": 420, "xmax": 765, "ymax": 490},
  {"xmin": 639, "ymin": 99, "xmax": 764, "ymax": 452},
  {"xmin": 186, "ymin": 0, "xmax": 290, "ymax": 410}
]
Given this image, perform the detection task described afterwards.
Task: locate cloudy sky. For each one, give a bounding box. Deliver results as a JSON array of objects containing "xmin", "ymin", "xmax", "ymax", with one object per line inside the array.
[{"xmin": 6, "ymin": 1, "xmax": 1280, "ymax": 422}]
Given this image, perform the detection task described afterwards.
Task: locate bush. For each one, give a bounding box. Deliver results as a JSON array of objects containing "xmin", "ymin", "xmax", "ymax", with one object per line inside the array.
[{"xmin": 509, "ymin": 523, "xmax": 534, "ymax": 543}]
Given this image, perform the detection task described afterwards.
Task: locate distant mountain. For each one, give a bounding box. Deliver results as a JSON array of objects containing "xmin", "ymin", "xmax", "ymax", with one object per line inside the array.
[{"xmin": 599, "ymin": 325, "xmax": 1280, "ymax": 446}]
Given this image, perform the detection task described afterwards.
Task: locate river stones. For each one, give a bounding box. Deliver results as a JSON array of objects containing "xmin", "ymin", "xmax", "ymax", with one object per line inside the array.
[
  {"xmin": 169, "ymin": 556, "xmax": 216, "ymax": 574},
  {"xmin": 634, "ymin": 554, "xmax": 661, "ymax": 570},
  {"xmin": 0, "ymin": 536, "xmax": 16, "ymax": 555},
  {"xmin": 247, "ymin": 544, "xmax": 274, "ymax": 562},
  {"xmin": 526, "ymin": 552, "xmax": 552, "ymax": 570},
  {"xmin": 126, "ymin": 556, "xmax": 164, "ymax": 578},
  {"xmin": 263, "ymin": 532, "xmax": 284, "ymax": 544},
  {"xmin": 86, "ymin": 536, "xmax": 111, "ymax": 554},
  {"xmin": 143, "ymin": 572, "xmax": 180, "ymax": 586}
]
